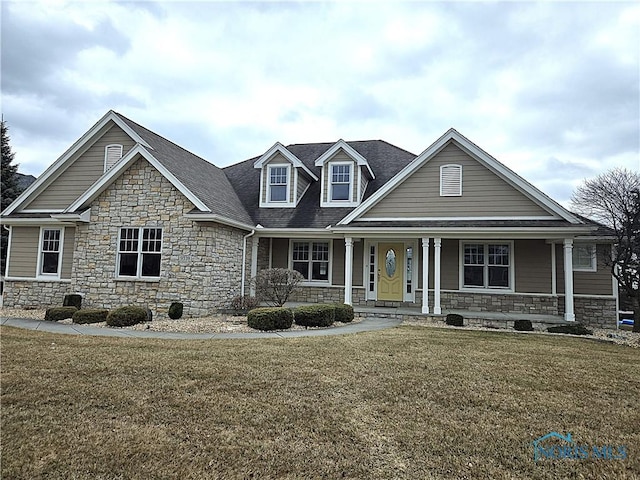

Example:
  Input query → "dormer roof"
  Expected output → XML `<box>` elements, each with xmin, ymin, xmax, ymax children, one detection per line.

<box><xmin>253</xmin><ymin>142</ymin><xmax>318</xmax><ymax>181</ymax></box>
<box><xmin>314</xmin><ymin>139</ymin><xmax>375</xmax><ymax>179</ymax></box>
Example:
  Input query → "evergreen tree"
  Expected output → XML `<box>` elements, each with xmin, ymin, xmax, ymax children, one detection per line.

<box><xmin>1</xmin><ymin>120</ymin><xmax>21</xmax><ymax>276</ymax></box>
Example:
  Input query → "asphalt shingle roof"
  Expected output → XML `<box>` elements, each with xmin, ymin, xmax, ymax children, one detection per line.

<box><xmin>115</xmin><ymin>113</ymin><xmax>253</xmax><ymax>226</ymax></box>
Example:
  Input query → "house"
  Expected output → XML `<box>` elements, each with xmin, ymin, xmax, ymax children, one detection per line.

<box><xmin>0</xmin><ymin>111</ymin><xmax>618</xmax><ymax>327</ymax></box>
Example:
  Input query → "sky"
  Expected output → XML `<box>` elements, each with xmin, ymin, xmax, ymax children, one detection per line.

<box><xmin>1</xmin><ymin>0</ymin><xmax>639</xmax><ymax>206</ymax></box>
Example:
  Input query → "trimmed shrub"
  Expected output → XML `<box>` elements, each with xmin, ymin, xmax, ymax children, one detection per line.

<box><xmin>230</xmin><ymin>295</ymin><xmax>260</xmax><ymax>312</ymax></box>
<box><xmin>247</xmin><ymin>307</ymin><xmax>293</xmax><ymax>331</ymax></box>
<box><xmin>294</xmin><ymin>304</ymin><xmax>335</xmax><ymax>328</ymax></box>
<box><xmin>333</xmin><ymin>303</ymin><xmax>355</xmax><ymax>323</ymax></box>
<box><xmin>168</xmin><ymin>302</ymin><xmax>184</xmax><ymax>320</ymax></box>
<box><xmin>547</xmin><ymin>324</ymin><xmax>593</xmax><ymax>336</ymax></box>
<box><xmin>44</xmin><ymin>306</ymin><xmax>78</xmax><ymax>322</ymax></box>
<box><xmin>445</xmin><ymin>313</ymin><xmax>464</xmax><ymax>327</ymax></box>
<box><xmin>106</xmin><ymin>306</ymin><xmax>148</xmax><ymax>327</ymax></box>
<box><xmin>73</xmin><ymin>308</ymin><xmax>109</xmax><ymax>324</ymax></box>
<box><xmin>63</xmin><ymin>294</ymin><xmax>82</xmax><ymax>310</ymax></box>
<box><xmin>514</xmin><ymin>319</ymin><xmax>534</xmax><ymax>331</ymax></box>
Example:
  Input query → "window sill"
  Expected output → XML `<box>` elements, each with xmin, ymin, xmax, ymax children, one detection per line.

<box><xmin>114</xmin><ymin>277</ymin><xmax>161</xmax><ymax>283</ymax></box>
<box><xmin>299</xmin><ymin>281</ymin><xmax>331</xmax><ymax>287</ymax></box>
<box><xmin>573</xmin><ymin>267</ymin><xmax>597</xmax><ymax>272</ymax></box>
<box><xmin>460</xmin><ymin>286</ymin><xmax>513</xmax><ymax>294</ymax></box>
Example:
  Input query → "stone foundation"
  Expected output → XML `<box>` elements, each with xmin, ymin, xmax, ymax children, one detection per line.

<box><xmin>440</xmin><ymin>291</ymin><xmax>559</xmax><ymax>315</ymax></box>
<box><xmin>3</xmin><ymin>281</ymin><xmax>73</xmax><ymax>309</ymax></box>
<box><xmin>559</xmin><ymin>296</ymin><xmax>617</xmax><ymax>329</ymax></box>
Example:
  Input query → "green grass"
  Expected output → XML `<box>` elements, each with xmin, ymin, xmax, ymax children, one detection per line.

<box><xmin>1</xmin><ymin>325</ymin><xmax>638</xmax><ymax>479</ymax></box>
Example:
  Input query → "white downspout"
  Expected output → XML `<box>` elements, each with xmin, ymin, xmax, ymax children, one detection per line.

<box><xmin>241</xmin><ymin>229</ymin><xmax>256</xmax><ymax>297</ymax></box>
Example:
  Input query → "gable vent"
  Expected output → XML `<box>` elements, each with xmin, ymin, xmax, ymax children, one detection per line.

<box><xmin>104</xmin><ymin>144</ymin><xmax>123</xmax><ymax>172</ymax></box>
<box><xmin>440</xmin><ymin>164</ymin><xmax>462</xmax><ymax>196</ymax></box>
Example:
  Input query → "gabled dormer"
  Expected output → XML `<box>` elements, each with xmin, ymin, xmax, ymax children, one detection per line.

<box><xmin>315</xmin><ymin>140</ymin><xmax>375</xmax><ymax>207</ymax></box>
<box><xmin>254</xmin><ymin>142</ymin><xmax>318</xmax><ymax>208</ymax></box>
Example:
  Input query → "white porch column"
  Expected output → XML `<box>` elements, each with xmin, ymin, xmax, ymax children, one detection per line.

<box><xmin>344</xmin><ymin>237</ymin><xmax>354</xmax><ymax>305</ymax></box>
<box><xmin>249</xmin><ymin>237</ymin><xmax>259</xmax><ymax>296</ymax></box>
<box><xmin>434</xmin><ymin>237</ymin><xmax>442</xmax><ymax>315</ymax></box>
<box><xmin>421</xmin><ymin>237</ymin><xmax>430</xmax><ymax>314</ymax></box>
<box><xmin>563</xmin><ymin>239</ymin><xmax>575</xmax><ymax>321</ymax></box>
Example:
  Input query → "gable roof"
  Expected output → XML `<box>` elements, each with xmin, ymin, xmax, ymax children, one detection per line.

<box><xmin>338</xmin><ymin>128</ymin><xmax>581</xmax><ymax>225</ymax></box>
<box><xmin>253</xmin><ymin>142</ymin><xmax>318</xmax><ymax>180</ymax></box>
<box><xmin>223</xmin><ymin>140</ymin><xmax>417</xmax><ymax>228</ymax></box>
<box><xmin>314</xmin><ymin>139</ymin><xmax>375</xmax><ymax>179</ymax></box>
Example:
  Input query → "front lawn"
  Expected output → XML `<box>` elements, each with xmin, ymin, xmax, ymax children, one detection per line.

<box><xmin>1</xmin><ymin>326</ymin><xmax>638</xmax><ymax>479</ymax></box>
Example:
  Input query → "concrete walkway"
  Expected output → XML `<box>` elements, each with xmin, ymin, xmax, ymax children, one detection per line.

<box><xmin>0</xmin><ymin>316</ymin><xmax>402</xmax><ymax>340</ymax></box>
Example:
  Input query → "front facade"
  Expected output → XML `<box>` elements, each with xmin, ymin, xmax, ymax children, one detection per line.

<box><xmin>1</xmin><ymin>111</ymin><xmax>617</xmax><ymax>326</ymax></box>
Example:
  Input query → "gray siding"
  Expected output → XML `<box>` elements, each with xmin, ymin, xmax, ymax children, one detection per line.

<box><xmin>362</xmin><ymin>142</ymin><xmax>551</xmax><ymax>218</ymax></box>
<box><xmin>25</xmin><ymin>124</ymin><xmax>136</xmax><ymax>210</ymax></box>
<box><xmin>61</xmin><ymin>227</ymin><xmax>75</xmax><ymax>279</ymax></box>
<box><xmin>556</xmin><ymin>244</ymin><xmax>613</xmax><ymax>295</ymax></box>
<box><xmin>7</xmin><ymin>227</ymin><xmax>39</xmax><ymax>277</ymax></box>
<box><xmin>332</xmin><ymin>239</ymin><xmax>345</xmax><ymax>285</ymax></box>
<box><xmin>514</xmin><ymin>239</ymin><xmax>552</xmax><ymax>293</ymax></box>
<box><xmin>416</xmin><ymin>239</ymin><xmax>458</xmax><ymax>290</ymax></box>
<box><xmin>271</xmin><ymin>238</ymin><xmax>289</xmax><ymax>268</ymax></box>
<box><xmin>297</xmin><ymin>173</ymin><xmax>310</xmax><ymax>201</ymax></box>
<box><xmin>353</xmin><ymin>240</ymin><xmax>363</xmax><ymax>286</ymax></box>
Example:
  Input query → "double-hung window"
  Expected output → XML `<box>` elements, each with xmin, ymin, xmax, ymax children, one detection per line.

<box><xmin>39</xmin><ymin>228</ymin><xmax>62</xmax><ymax>276</ymax></box>
<box><xmin>463</xmin><ymin>242</ymin><xmax>510</xmax><ymax>289</ymax></box>
<box><xmin>118</xmin><ymin>227</ymin><xmax>162</xmax><ymax>278</ymax></box>
<box><xmin>292</xmin><ymin>241</ymin><xmax>329</xmax><ymax>281</ymax></box>
<box><xmin>269</xmin><ymin>165</ymin><xmax>288</xmax><ymax>202</ymax></box>
<box><xmin>331</xmin><ymin>164</ymin><xmax>351</xmax><ymax>201</ymax></box>
<box><xmin>573</xmin><ymin>244</ymin><xmax>596</xmax><ymax>271</ymax></box>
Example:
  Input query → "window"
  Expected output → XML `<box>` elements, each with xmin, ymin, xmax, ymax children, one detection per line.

<box><xmin>331</xmin><ymin>164</ymin><xmax>351</xmax><ymax>201</ymax></box>
<box><xmin>440</xmin><ymin>164</ymin><xmax>462</xmax><ymax>196</ymax></box>
<box><xmin>269</xmin><ymin>165</ymin><xmax>289</xmax><ymax>202</ymax></box>
<box><xmin>406</xmin><ymin>246</ymin><xmax>413</xmax><ymax>294</ymax></box>
<box><xmin>39</xmin><ymin>228</ymin><xmax>62</xmax><ymax>275</ymax></box>
<box><xmin>118</xmin><ymin>227</ymin><xmax>162</xmax><ymax>278</ymax></box>
<box><xmin>292</xmin><ymin>241</ymin><xmax>329</xmax><ymax>281</ymax></box>
<box><xmin>104</xmin><ymin>144</ymin><xmax>123</xmax><ymax>172</ymax></box>
<box><xmin>463</xmin><ymin>243</ymin><xmax>510</xmax><ymax>289</ymax></box>
<box><xmin>573</xmin><ymin>244</ymin><xmax>596</xmax><ymax>271</ymax></box>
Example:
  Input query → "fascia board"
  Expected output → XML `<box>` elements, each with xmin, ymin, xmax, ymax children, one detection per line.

<box><xmin>329</xmin><ymin>226</ymin><xmax>593</xmax><ymax>238</ymax></box>
<box><xmin>2</xmin><ymin>111</ymin><xmax>150</xmax><ymax>216</ymax></box>
<box><xmin>183</xmin><ymin>213</ymin><xmax>254</xmax><ymax>231</ymax></box>
<box><xmin>0</xmin><ymin>217</ymin><xmax>66</xmax><ymax>226</ymax></box>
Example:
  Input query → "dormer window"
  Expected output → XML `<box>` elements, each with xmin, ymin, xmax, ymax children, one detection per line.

<box><xmin>331</xmin><ymin>164</ymin><xmax>351</xmax><ymax>201</ymax></box>
<box><xmin>105</xmin><ymin>144</ymin><xmax>123</xmax><ymax>172</ymax></box>
<box><xmin>269</xmin><ymin>165</ymin><xmax>289</xmax><ymax>202</ymax></box>
<box><xmin>440</xmin><ymin>164</ymin><xmax>462</xmax><ymax>196</ymax></box>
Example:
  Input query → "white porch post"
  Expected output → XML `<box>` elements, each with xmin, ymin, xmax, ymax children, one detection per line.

<box><xmin>563</xmin><ymin>239</ymin><xmax>575</xmax><ymax>321</ymax></box>
<box><xmin>249</xmin><ymin>237</ymin><xmax>259</xmax><ymax>296</ymax></box>
<box><xmin>421</xmin><ymin>237</ymin><xmax>430</xmax><ymax>314</ymax></box>
<box><xmin>344</xmin><ymin>237</ymin><xmax>354</xmax><ymax>305</ymax></box>
<box><xmin>434</xmin><ymin>237</ymin><xmax>442</xmax><ymax>315</ymax></box>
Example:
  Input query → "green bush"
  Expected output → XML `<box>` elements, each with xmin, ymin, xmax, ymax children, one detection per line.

<box><xmin>63</xmin><ymin>294</ymin><xmax>82</xmax><ymax>310</ymax></box>
<box><xmin>547</xmin><ymin>324</ymin><xmax>593</xmax><ymax>336</ymax></box>
<box><xmin>445</xmin><ymin>313</ymin><xmax>464</xmax><ymax>327</ymax></box>
<box><xmin>514</xmin><ymin>319</ymin><xmax>534</xmax><ymax>331</ymax></box>
<box><xmin>73</xmin><ymin>308</ymin><xmax>109</xmax><ymax>324</ymax></box>
<box><xmin>106</xmin><ymin>306</ymin><xmax>148</xmax><ymax>327</ymax></box>
<box><xmin>44</xmin><ymin>306</ymin><xmax>78</xmax><ymax>322</ymax></box>
<box><xmin>294</xmin><ymin>304</ymin><xmax>335</xmax><ymax>328</ymax></box>
<box><xmin>168</xmin><ymin>302</ymin><xmax>184</xmax><ymax>320</ymax></box>
<box><xmin>333</xmin><ymin>303</ymin><xmax>354</xmax><ymax>323</ymax></box>
<box><xmin>247</xmin><ymin>307</ymin><xmax>293</xmax><ymax>331</ymax></box>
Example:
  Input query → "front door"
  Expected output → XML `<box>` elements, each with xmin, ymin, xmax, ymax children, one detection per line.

<box><xmin>377</xmin><ymin>243</ymin><xmax>404</xmax><ymax>301</ymax></box>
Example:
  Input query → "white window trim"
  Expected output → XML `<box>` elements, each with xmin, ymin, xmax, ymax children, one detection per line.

<box><xmin>288</xmin><ymin>239</ymin><xmax>332</xmax><ymax>285</ymax></box>
<box><xmin>458</xmin><ymin>240</ymin><xmax>514</xmax><ymax>292</ymax></box>
<box><xmin>440</xmin><ymin>164</ymin><xmax>463</xmax><ymax>197</ymax></box>
<box><xmin>260</xmin><ymin>163</ymin><xmax>294</xmax><ymax>208</ymax></box>
<box><xmin>104</xmin><ymin>144</ymin><xmax>123</xmax><ymax>172</ymax></box>
<box><xmin>36</xmin><ymin>227</ymin><xmax>64</xmax><ymax>279</ymax></box>
<box><xmin>116</xmin><ymin>227</ymin><xmax>163</xmax><ymax>279</ymax></box>
<box><xmin>321</xmin><ymin>161</ymin><xmax>359</xmax><ymax>207</ymax></box>
<box><xmin>572</xmin><ymin>243</ymin><xmax>597</xmax><ymax>272</ymax></box>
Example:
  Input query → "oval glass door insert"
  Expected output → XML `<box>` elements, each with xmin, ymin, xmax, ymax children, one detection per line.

<box><xmin>385</xmin><ymin>249</ymin><xmax>397</xmax><ymax>277</ymax></box>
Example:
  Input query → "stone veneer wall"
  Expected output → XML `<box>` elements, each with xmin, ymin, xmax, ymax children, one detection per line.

<box><xmin>559</xmin><ymin>296</ymin><xmax>617</xmax><ymax>329</ymax></box>
<box><xmin>71</xmin><ymin>158</ymin><xmax>246</xmax><ymax>317</ymax></box>
<box><xmin>288</xmin><ymin>286</ymin><xmax>366</xmax><ymax>305</ymax></box>
<box><xmin>3</xmin><ymin>281</ymin><xmax>72</xmax><ymax>309</ymax></box>
<box><xmin>441</xmin><ymin>291</ymin><xmax>559</xmax><ymax>315</ymax></box>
